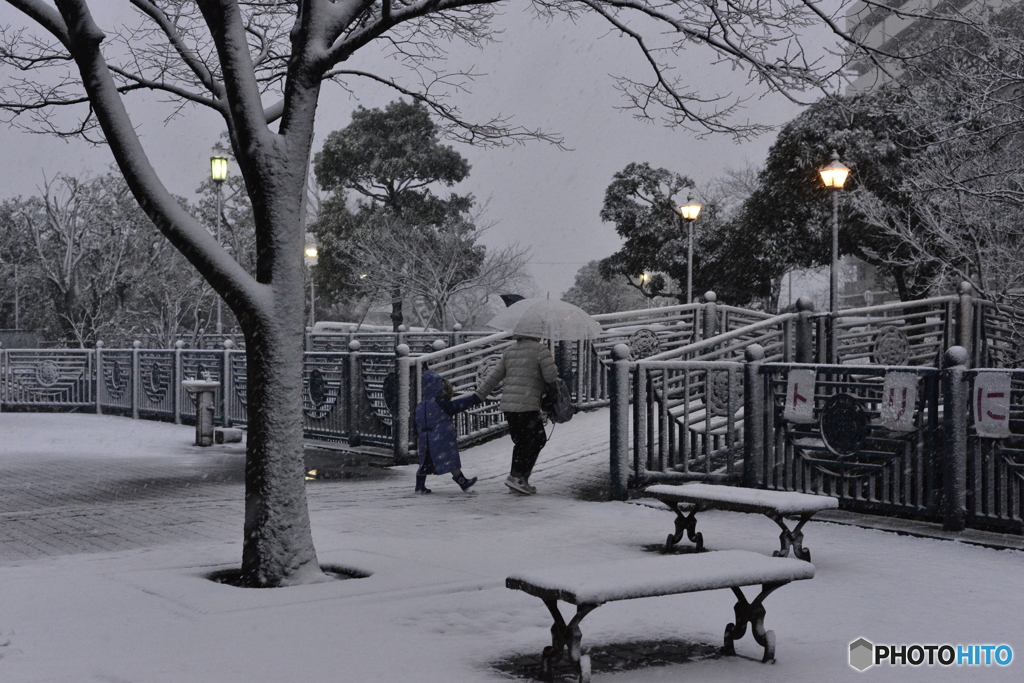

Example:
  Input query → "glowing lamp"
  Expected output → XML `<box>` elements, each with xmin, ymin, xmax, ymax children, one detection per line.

<box><xmin>679</xmin><ymin>201</ymin><xmax>702</xmax><ymax>221</ymax></box>
<box><xmin>818</xmin><ymin>152</ymin><xmax>850</xmax><ymax>189</ymax></box>
<box><xmin>210</xmin><ymin>156</ymin><xmax>229</xmax><ymax>183</ymax></box>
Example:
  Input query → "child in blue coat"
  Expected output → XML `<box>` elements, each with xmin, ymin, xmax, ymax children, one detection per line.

<box><xmin>414</xmin><ymin>370</ymin><xmax>479</xmax><ymax>494</ymax></box>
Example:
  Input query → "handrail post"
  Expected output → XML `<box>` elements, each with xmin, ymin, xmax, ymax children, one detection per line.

<box><xmin>702</xmin><ymin>291</ymin><xmax>719</xmax><ymax>344</ymax></box>
<box><xmin>634</xmin><ymin>361</ymin><xmax>649</xmax><ymax>485</ymax></box>
<box><xmin>394</xmin><ymin>343</ymin><xmax>412</xmax><ymax>465</ymax></box>
<box><xmin>827</xmin><ymin>314</ymin><xmax>838</xmax><ymax>364</ymax></box>
<box><xmin>704</xmin><ymin>290</ymin><xmax>720</xmax><ymax>352</ymax></box>
<box><xmin>347</xmin><ymin>339</ymin><xmax>361</xmax><ymax>446</ymax></box>
<box><xmin>575</xmin><ymin>339</ymin><xmax>586</xmax><ymax>403</ymax></box>
<box><xmin>222</xmin><ymin>339</ymin><xmax>234</xmax><ymax>427</ymax></box>
<box><xmin>608</xmin><ymin>344</ymin><xmax>631</xmax><ymax>501</ymax></box>
<box><xmin>795</xmin><ymin>297</ymin><xmax>815</xmax><ymax>364</ymax></box>
<box><xmin>743</xmin><ymin>344</ymin><xmax>766</xmax><ymax>488</ymax></box>
<box><xmin>95</xmin><ymin>341</ymin><xmax>104</xmax><ymax>414</ymax></box>
<box><xmin>942</xmin><ymin>346</ymin><xmax>969</xmax><ymax>531</ymax></box>
<box><xmin>131</xmin><ymin>340</ymin><xmax>141</xmax><ymax>420</ymax></box>
<box><xmin>957</xmin><ymin>281</ymin><xmax>973</xmax><ymax>368</ymax></box>
<box><xmin>815</xmin><ymin>317</ymin><xmax>826</xmax><ymax>364</ymax></box>
<box><xmin>173</xmin><ymin>340</ymin><xmax>184</xmax><ymax>424</ymax></box>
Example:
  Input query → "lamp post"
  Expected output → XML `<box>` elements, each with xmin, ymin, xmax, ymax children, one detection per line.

<box><xmin>13</xmin><ymin>262</ymin><xmax>19</xmax><ymax>329</ymax></box>
<box><xmin>679</xmin><ymin>196</ymin><xmax>702</xmax><ymax>304</ymax></box>
<box><xmin>817</xmin><ymin>151</ymin><xmax>850</xmax><ymax>315</ymax></box>
<box><xmin>210</xmin><ymin>156</ymin><xmax>229</xmax><ymax>334</ymax></box>
<box><xmin>304</xmin><ymin>244</ymin><xmax>318</xmax><ymax>327</ymax></box>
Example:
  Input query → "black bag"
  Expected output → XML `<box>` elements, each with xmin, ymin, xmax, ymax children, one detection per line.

<box><xmin>541</xmin><ymin>378</ymin><xmax>575</xmax><ymax>424</ymax></box>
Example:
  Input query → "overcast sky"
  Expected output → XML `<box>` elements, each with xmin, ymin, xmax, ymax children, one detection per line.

<box><xmin>0</xmin><ymin>5</ymin><xmax>845</xmax><ymax>302</ymax></box>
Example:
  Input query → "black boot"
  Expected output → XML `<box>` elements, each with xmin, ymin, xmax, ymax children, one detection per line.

<box><xmin>415</xmin><ymin>474</ymin><xmax>432</xmax><ymax>494</ymax></box>
<box><xmin>452</xmin><ymin>470</ymin><xmax>477</xmax><ymax>492</ymax></box>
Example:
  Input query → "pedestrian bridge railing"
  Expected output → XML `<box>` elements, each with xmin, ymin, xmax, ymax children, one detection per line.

<box><xmin>608</xmin><ymin>343</ymin><xmax>1024</xmax><ymax>535</ymax></box>
<box><xmin>811</xmin><ymin>294</ymin><xmax>959</xmax><ymax>366</ymax></box>
<box><xmin>7</xmin><ymin>282</ymin><xmax>1024</xmax><ymax>478</ymax></box>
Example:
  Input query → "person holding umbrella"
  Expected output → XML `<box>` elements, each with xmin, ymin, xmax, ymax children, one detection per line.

<box><xmin>474</xmin><ymin>297</ymin><xmax>603</xmax><ymax>494</ymax></box>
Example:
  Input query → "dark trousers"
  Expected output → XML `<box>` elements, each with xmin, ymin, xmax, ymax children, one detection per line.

<box><xmin>506</xmin><ymin>411</ymin><xmax>547</xmax><ymax>478</ymax></box>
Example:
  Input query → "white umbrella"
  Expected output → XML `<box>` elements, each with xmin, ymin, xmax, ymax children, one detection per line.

<box><xmin>486</xmin><ymin>298</ymin><xmax>604</xmax><ymax>341</ymax></box>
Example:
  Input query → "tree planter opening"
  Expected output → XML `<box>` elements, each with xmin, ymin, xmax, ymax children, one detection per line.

<box><xmin>207</xmin><ymin>564</ymin><xmax>371</xmax><ymax>588</ymax></box>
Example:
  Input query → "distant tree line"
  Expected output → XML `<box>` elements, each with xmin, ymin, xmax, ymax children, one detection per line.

<box><xmin>0</xmin><ymin>172</ymin><xmax>250</xmax><ymax>348</ymax></box>
<box><xmin>0</xmin><ymin>101</ymin><xmax>534</xmax><ymax>347</ymax></box>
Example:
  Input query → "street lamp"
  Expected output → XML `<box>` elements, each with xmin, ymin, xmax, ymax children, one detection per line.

<box><xmin>210</xmin><ymin>156</ymin><xmax>229</xmax><ymax>334</ymax></box>
<box><xmin>679</xmin><ymin>196</ymin><xmax>702</xmax><ymax>305</ymax></box>
<box><xmin>304</xmin><ymin>243</ymin><xmax>318</xmax><ymax>327</ymax></box>
<box><xmin>817</xmin><ymin>151</ymin><xmax>850</xmax><ymax>315</ymax></box>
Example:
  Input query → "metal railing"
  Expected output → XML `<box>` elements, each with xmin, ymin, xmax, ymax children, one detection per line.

<box><xmin>11</xmin><ymin>283</ymin><xmax>1024</xmax><ymax>489</ymax></box>
<box><xmin>812</xmin><ymin>295</ymin><xmax>958</xmax><ymax>366</ymax></box>
<box><xmin>945</xmin><ymin>359</ymin><xmax>1024</xmax><ymax>534</ymax></box>
<box><xmin>1</xmin><ymin>348</ymin><xmax>95</xmax><ymax>408</ymax></box>
<box><xmin>306</xmin><ymin>328</ymin><xmax>493</xmax><ymax>354</ymax></box>
<box><xmin>395</xmin><ymin>331</ymin><xmax>518</xmax><ymax>460</ymax></box>
<box><xmin>592</xmin><ymin>303</ymin><xmax>703</xmax><ymax>361</ymax></box>
<box><xmin>756</xmin><ymin>361</ymin><xmax>942</xmax><ymax>521</ymax></box>
<box><xmin>628</xmin><ymin>358</ymin><xmax>746</xmax><ymax>485</ymax></box>
<box><xmin>608</xmin><ymin>341</ymin><xmax>1024</xmax><ymax>535</ymax></box>
<box><xmin>646</xmin><ymin>312</ymin><xmax>796</xmax><ymax>363</ymax></box>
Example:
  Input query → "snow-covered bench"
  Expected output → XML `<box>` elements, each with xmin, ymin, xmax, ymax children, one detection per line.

<box><xmin>645</xmin><ymin>483</ymin><xmax>839</xmax><ymax>561</ymax></box>
<box><xmin>506</xmin><ymin>550</ymin><xmax>815</xmax><ymax>683</ymax></box>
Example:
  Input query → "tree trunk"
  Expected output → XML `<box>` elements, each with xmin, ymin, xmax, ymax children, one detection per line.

<box><xmin>391</xmin><ymin>286</ymin><xmax>404</xmax><ymax>331</ymax></box>
<box><xmin>240</xmin><ymin>284</ymin><xmax>323</xmax><ymax>587</ymax></box>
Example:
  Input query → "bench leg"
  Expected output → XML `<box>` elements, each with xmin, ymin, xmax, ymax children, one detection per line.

<box><xmin>723</xmin><ymin>583</ymin><xmax>783</xmax><ymax>663</ymax></box>
<box><xmin>541</xmin><ymin>599</ymin><xmax>597</xmax><ymax>683</ymax></box>
<box><xmin>768</xmin><ymin>513</ymin><xmax>812</xmax><ymax>561</ymax></box>
<box><xmin>665</xmin><ymin>502</ymin><xmax>703</xmax><ymax>552</ymax></box>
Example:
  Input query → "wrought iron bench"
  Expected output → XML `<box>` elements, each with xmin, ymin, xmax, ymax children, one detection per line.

<box><xmin>645</xmin><ymin>483</ymin><xmax>838</xmax><ymax>561</ymax></box>
<box><xmin>506</xmin><ymin>550</ymin><xmax>815</xmax><ymax>683</ymax></box>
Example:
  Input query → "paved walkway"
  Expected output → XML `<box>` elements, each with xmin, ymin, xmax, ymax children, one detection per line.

<box><xmin>3</xmin><ymin>410</ymin><xmax>1019</xmax><ymax>566</ymax></box>
<box><xmin>0</xmin><ymin>411</ymin><xmax>611</xmax><ymax>565</ymax></box>
<box><xmin>3</xmin><ymin>410</ymin><xmax>1023</xmax><ymax>683</ymax></box>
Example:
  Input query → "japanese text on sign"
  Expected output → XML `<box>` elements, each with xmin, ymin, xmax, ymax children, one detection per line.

<box><xmin>973</xmin><ymin>373</ymin><xmax>1011</xmax><ymax>439</ymax></box>
<box><xmin>783</xmin><ymin>369</ymin><xmax>817</xmax><ymax>424</ymax></box>
<box><xmin>880</xmin><ymin>373</ymin><xmax>918</xmax><ymax>432</ymax></box>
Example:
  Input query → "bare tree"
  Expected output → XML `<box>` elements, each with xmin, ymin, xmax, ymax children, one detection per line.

<box><xmin>17</xmin><ymin>174</ymin><xmax>139</xmax><ymax>345</ymax></box>
<box><xmin>355</xmin><ymin>208</ymin><xmax>530</xmax><ymax>329</ymax></box>
<box><xmin>3</xmin><ymin>172</ymin><xmax>227</xmax><ymax>347</ymax></box>
<box><xmin>853</xmin><ymin>172</ymin><xmax>1024</xmax><ymax>302</ymax></box>
<box><xmin>0</xmin><ymin>0</ymin><xmax>887</xmax><ymax>586</ymax></box>
<box><xmin>847</xmin><ymin>6</ymin><xmax>1024</xmax><ymax>302</ymax></box>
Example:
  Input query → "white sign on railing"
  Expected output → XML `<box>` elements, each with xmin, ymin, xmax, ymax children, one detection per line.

<box><xmin>973</xmin><ymin>373</ymin><xmax>1012</xmax><ymax>439</ymax></box>
<box><xmin>880</xmin><ymin>372</ymin><xmax>918</xmax><ymax>432</ymax></box>
<box><xmin>783</xmin><ymin>368</ymin><xmax>816</xmax><ymax>423</ymax></box>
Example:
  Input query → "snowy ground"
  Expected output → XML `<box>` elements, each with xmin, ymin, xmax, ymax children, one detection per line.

<box><xmin>0</xmin><ymin>409</ymin><xmax>1021</xmax><ymax>682</ymax></box>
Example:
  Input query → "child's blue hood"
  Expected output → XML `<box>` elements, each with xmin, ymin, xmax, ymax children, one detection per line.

<box><xmin>422</xmin><ymin>371</ymin><xmax>444</xmax><ymax>401</ymax></box>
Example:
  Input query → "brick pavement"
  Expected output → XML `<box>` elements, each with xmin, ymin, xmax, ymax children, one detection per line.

<box><xmin>4</xmin><ymin>408</ymin><xmax>1020</xmax><ymax>570</ymax></box>
<box><xmin>0</xmin><ymin>410</ymin><xmax>614</xmax><ymax>566</ymax></box>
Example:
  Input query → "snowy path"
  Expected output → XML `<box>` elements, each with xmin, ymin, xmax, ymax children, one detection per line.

<box><xmin>0</xmin><ymin>410</ymin><xmax>1022</xmax><ymax>682</ymax></box>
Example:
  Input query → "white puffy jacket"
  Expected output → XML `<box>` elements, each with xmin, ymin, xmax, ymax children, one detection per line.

<box><xmin>475</xmin><ymin>338</ymin><xmax>559</xmax><ymax>412</ymax></box>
